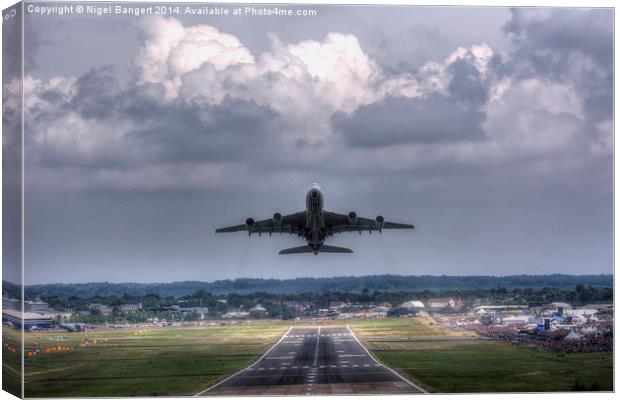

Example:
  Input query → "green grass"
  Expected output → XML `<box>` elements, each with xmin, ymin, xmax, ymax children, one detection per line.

<box><xmin>8</xmin><ymin>318</ymin><xmax>615</xmax><ymax>395</ymax></box>
<box><xmin>3</xmin><ymin>327</ymin><xmax>23</xmax><ymax>397</ymax></box>
<box><xmin>3</xmin><ymin>352</ymin><xmax>22</xmax><ymax>397</ymax></box>
<box><xmin>22</xmin><ymin>322</ymin><xmax>289</xmax><ymax>397</ymax></box>
<box><xmin>350</xmin><ymin>318</ymin><xmax>613</xmax><ymax>393</ymax></box>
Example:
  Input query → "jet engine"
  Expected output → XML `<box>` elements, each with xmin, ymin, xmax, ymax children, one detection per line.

<box><xmin>272</xmin><ymin>213</ymin><xmax>282</xmax><ymax>225</ymax></box>
<box><xmin>245</xmin><ymin>218</ymin><xmax>255</xmax><ymax>229</ymax></box>
<box><xmin>347</xmin><ymin>211</ymin><xmax>358</xmax><ymax>225</ymax></box>
<box><xmin>375</xmin><ymin>215</ymin><xmax>385</xmax><ymax>230</ymax></box>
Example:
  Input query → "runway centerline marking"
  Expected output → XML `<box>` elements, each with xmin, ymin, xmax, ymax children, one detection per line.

<box><xmin>305</xmin><ymin>326</ymin><xmax>321</xmax><ymax>396</ymax></box>
<box><xmin>198</xmin><ymin>325</ymin><xmax>427</xmax><ymax>396</ymax></box>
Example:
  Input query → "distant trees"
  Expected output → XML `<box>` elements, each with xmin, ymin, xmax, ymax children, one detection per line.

<box><xmin>10</xmin><ymin>274</ymin><xmax>612</xmax><ymax>301</ymax></box>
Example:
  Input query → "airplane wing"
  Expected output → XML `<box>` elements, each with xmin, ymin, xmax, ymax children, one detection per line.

<box><xmin>323</xmin><ymin>211</ymin><xmax>414</xmax><ymax>234</ymax></box>
<box><xmin>215</xmin><ymin>211</ymin><xmax>307</xmax><ymax>235</ymax></box>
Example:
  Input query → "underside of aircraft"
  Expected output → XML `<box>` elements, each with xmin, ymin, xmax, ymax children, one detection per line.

<box><xmin>216</xmin><ymin>184</ymin><xmax>414</xmax><ymax>255</ymax></box>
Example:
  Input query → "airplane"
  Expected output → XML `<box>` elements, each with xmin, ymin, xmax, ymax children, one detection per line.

<box><xmin>215</xmin><ymin>183</ymin><xmax>414</xmax><ymax>255</ymax></box>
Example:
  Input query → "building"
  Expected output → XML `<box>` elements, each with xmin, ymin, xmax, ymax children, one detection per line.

<box><xmin>2</xmin><ymin>310</ymin><xmax>53</xmax><ymax>330</ymax></box>
<box><xmin>24</xmin><ymin>301</ymin><xmax>49</xmax><ymax>313</ymax></box>
<box><xmin>427</xmin><ymin>298</ymin><xmax>453</xmax><ymax>309</ymax></box>
<box><xmin>171</xmin><ymin>305</ymin><xmax>209</xmax><ymax>319</ymax></box>
<box><xmin>43</xmin><ymin>310</ymin><xmax>74</xmax><ymax>323</ymax></box>
<box><xmin>249</xmin><ymin>305</ymin><xmax>268</xmax><ymax>318</ymax></box>
<box><xmin>89</xmin><ymin>303</ymin><xmax>113</xmax><ymax>316</ymax></box>
<box><xmin>329</xmin><ymin>301</ymin><xmax>347</xmax><ymax>310</ymax></box>
<box><xmin>565</xmin><ymin>308</ymin><xmax>598</xmax><ymax>317</ymax></box>
<box><xmin>2</xmin><ymin>297</ymin><xmax>21</xmax><ymax>311</ymax></box>
<box><xmin>427</xmin><ymin>298</ymin><xmax>463</xmax><ymax>311</ymax></box>
<box><xmin>222</xmin><ymin>311</ymin><xmax>250</xmax><ymax>319</ymax></box>
<box><xmin>116</xmin><ymin>304</ymin><xmax>142</xmax><ymax>313</ymax></box>
<box><xmin>473</xmin><ymin>305</ymin><xmax>528</xmax><ymax>315</ymax></box>
<box><xmin>501</xmin><ymin>316</ymin><xmax>530</xmax><ymax>325</ymax></box>
<box><xmin>284</xmin><ymin>301</ymin><xmax>309</xmax><ymax>312</ymax></box>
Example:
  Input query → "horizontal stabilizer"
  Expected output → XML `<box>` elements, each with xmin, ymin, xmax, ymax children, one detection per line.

<box><xmin>278</xmin><ymin>245</ymin><xmax>354</xmax><ymax>254</ymax></box>
<box><xmin>279</xmin><ymin>245</ymin><xmax>313</xmax><ymax>255</ymax></box>
<box><xmin>319</xmin><ymin>245</ymin><xmax>353</xmax><ymax>254</ymax></box>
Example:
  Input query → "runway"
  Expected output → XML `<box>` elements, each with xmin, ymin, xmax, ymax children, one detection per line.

<box><xmin>199</xmin><ymin>326</ymin><xmax>425</xmax><ymax>396</ymax></box>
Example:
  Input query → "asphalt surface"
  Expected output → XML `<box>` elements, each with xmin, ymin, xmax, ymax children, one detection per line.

<box><xmin>201</xmin><ymin>326</ymin><xmax>424</xmax><ymax>395</ymax></box>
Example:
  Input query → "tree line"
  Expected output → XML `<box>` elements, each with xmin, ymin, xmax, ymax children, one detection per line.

<box><xmin>3</xmin><ymin>273</ymin><xmax>612</xmax><ymax>300</ymax></box>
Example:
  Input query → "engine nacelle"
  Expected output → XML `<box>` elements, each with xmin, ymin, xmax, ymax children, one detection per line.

<box><xmin>347</xmin><ymin>211</ymin><xmax>358</xmax><ymax>225</ymax></box>
<box><xmin>375</xmin><ymin>215</ymin><xmax>385</xmax><ymax>229</ymax></box>
<box><xmin>272</xmin><ymin>213</ymin><xmax>282</xmax><ymax>225</ymax></box>
<box><xmin>245</xmin><ymin>218</ymin><xmax>255</xmax><ymax>229</ymax></box>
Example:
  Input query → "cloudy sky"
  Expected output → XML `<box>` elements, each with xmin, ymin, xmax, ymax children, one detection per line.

<box><xmin>4</xmin><ymin>3</ymin><xmax>613</xmax><ymax>284</ymax></box>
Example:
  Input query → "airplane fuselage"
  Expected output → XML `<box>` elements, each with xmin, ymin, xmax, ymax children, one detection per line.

<box><xmin>215</xmin><ymin>183</ymin><xmax>414</xmax><ymax>255</ymax></box>
<box><xmin>305</xmin><ymin>183</ymin><xmax>326</xmax><ymax>254</ymax></box>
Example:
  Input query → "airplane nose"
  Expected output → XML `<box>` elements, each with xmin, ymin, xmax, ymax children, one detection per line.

<box><xmin>311</xmin><ymin>190</ymin><xmax>319</xmax><ymax>199</ymax></box>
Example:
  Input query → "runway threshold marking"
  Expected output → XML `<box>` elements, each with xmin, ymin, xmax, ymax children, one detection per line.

<box><xmin>346</xmin><ymin>325</ymin><xmax>428</xmax><ymax>394</ymax></box>
<box><xmin>194</xmin><ymin>326</ymin><xmax>294</xmax><ymax>396</ymax></box>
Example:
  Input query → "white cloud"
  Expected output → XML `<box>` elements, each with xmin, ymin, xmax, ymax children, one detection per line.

<box><xmin>133</xmin><ymin>16</ymin><xmax>186</xmax><ymax>83</ymax></box>
<box><xmin>285</xmin><ymin>33</ymin><xmax>382</xmax><ymax>112</ymax></box>
<box><xmin>446</xmin><ymin>43</ymin><xmax>494</xmax><ymax>77</ymax></box>
<box><xmin>7</xmin><ymin>14</ymin><xmax>610</xmax><ymax>193</ymax></box>
<box><xmin>133</xmin><ymin>16</ymin><xmax>254</xmax><ymax>98</ymax></box>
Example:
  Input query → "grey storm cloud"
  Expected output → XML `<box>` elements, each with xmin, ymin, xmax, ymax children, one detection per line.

<box><xmin>503</xmin><ymin>8</ymin><xmax>613</xmax><ymax>123</ymax></box>
<box><xmin>447</xmin><ymin>58</ymin><xmax>489</xmax><ymax>106</ymax></box>
<box><xmin>30</xmin><ymin>67</ymin><xmax>284</xmax><ymax>169</ymax></box>
<box><xmin>71</xmin><ymin>66</ymin><xmax>122</xmax><ymax>119</ymax></box>
<box><xmin>504</xmin><ymin>8</ymin><xmax>613</xmax><ymax>68</ymax></box>
<box><xmin>332</xmin><ymin>94</ymin><xmax>486</xmax><ymax>148</ymax></box>
<box><xmin>130</xmin><ymin>96</ymin><xmax>284</xmax><ymax>164</ymax></box>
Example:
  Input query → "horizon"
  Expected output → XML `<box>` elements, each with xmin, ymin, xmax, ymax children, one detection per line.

<box><xmin>4</xmin><ymin>272</ymin><xmax>613</xmax><ymax>287</ymax></box>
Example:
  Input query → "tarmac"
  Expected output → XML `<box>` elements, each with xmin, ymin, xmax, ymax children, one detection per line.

<box><xmin>199</xmin><ymin>326</ymin><xmax>425</xmax><ymax>396</ymax></box>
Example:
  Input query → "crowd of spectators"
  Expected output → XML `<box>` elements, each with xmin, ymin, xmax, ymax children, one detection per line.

<box><xmin>467</xmin><ymin>323</ymin><xmax>613</xmax><ymax>353</ymax></box>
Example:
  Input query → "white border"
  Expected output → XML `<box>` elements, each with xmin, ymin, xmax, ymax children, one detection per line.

<box><xmin>0</xmin><ymin>2</ymin><xmax>616</xmax><ymax>400</ymax></box>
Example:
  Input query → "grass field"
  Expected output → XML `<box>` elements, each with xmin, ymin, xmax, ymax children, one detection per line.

<box><xmin>349</xmin><ymin>318</ymin><xmax>613</xmax><ymax>393</ymax></box>
<box><xmin>3</xmin><ymin>327</ymin><xmax>22</xmax><ymax>397</ymax></box>
<box><xmin>4</xmin><ymin>318</ymin><xmax>614</xmax><ymax>396</ymax></box>
<box><xmin>18</xmin><ymin>322</ymin><xmax>289</xmax><ymax>397</ymax></box>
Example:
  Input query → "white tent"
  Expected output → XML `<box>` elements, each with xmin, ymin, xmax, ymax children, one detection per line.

<box><xmin>401</xmin><ymin>300</ymin><xmax>425</xmax><ymax>309</ymax></box>
<box><xmin>564</xmin><ymin>330</ymin><xmax>583</xmax><ymax>341</ymax></box>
